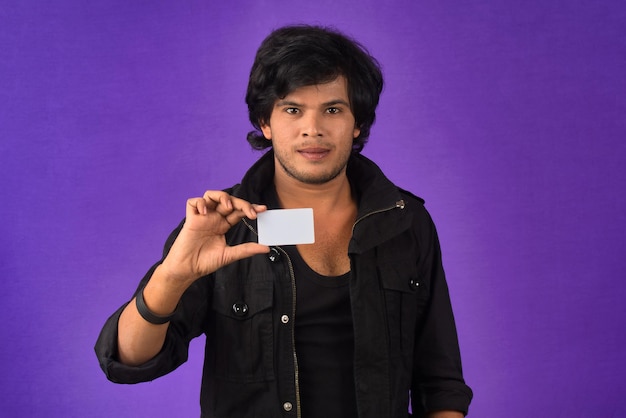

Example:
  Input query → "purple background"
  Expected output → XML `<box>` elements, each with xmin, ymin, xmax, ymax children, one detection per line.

<box><xmin>1</xmin><ymin>1</ymin><xmax>625</xmax><ymax>417</ymax></box>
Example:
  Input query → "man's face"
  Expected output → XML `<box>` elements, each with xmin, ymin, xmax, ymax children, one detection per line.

<box><xmin>260</xmin><ymin>76</ymin><xmax>360</xmax><ymax>185</ymax></box>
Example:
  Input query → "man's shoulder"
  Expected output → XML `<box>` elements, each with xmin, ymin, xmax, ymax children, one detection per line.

<box><xmin>397</xmin><ymin>187</ymin><xmax>426</xmax><ymax>206</ymax></box>
<box><xmin>394</xmin><ymin>187</ymin><xmax>437</xmax><ymax>230</ymax></box>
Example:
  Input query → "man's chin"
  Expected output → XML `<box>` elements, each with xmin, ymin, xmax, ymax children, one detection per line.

<box><xmin>285</xmin><ymin>167</ymin><xmax>345</xmax><ymax>185</ymax></box>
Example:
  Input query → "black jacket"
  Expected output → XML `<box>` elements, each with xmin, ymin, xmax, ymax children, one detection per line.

<box><xmin>95</xmin><ymin>151</ymin><xmax>472</xmax><ymax>417</ymax></box>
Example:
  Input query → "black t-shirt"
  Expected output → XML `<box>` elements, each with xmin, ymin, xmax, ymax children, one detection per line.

<box><xmin>284</xmin><ymin>246</ymin><xmax>358</xmax><ymax>418</ymax></box>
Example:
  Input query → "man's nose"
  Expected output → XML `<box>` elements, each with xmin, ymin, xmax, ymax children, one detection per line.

<box><xmin>301</xmin><ymin>112</ymin><xmax>323</xmax><ymax>137</ymax></box>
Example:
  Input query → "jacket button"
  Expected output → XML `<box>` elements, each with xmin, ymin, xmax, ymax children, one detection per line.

<box><xmin>283</xmin><ymin>402</ymin><xmax>293</xmax><ymax>412</ymax></box>
<box><xmin>268</xmin><ymin>247</ymin><xmax>281</xmax><ymax>262</ymax></box>
<box><xmin>408</xmin><ymin>278</ymin><xmax>420</xmax><ymax>291</ymax></box>
<box><xmin>281</xmin><ymin>314</ymin><xmax>289</xmax><ymax>324</ymax></box>
<box><xmin>232</xmin><ymin>302</ymin><xmax>249</xmax><ymax>317</ymax></box>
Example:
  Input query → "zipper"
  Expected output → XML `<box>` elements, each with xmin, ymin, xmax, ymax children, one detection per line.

<box><xmin>351</xmin><ymin>199</ymin><xmax>406</xmax><ymax>234</ymax></box>
<box><xmin>241</xmin><ymin>218</ymin><xmax>301</xmax><ymax>416</ymax></box>
<box><xmin>241</xmin><ymin>218</ymin><xmax>257</xmax><ymax>236</ymax></box>
<box><xmin>276</xmin><ymin>246</ymin><xmax>302</xmax><ymax>418</ymax></box>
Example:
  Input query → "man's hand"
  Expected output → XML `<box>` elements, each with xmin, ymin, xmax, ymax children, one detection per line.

<box><xmin>117</xmin><ymin>191</ymin><xmax>269</xmax><ymax>366</ymax></box>
<box><xmin>158</xmin><ymin>190</ymin><xmax>270</xmax><ymax>289</ymax></box>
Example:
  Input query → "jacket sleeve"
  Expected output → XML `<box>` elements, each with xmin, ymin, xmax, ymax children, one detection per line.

<box><xmin>94</xmin><ymin>220</ymin><xmax>210</xmax><ymax>384</ymax></box>
<box><xmin>410</xmin><ymin>207</ymin><xmax>473</xmax><ymax>416</ymax></box>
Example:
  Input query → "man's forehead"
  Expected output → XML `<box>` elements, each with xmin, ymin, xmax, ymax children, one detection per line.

<box><xmin>279</xmin><ymin>76</ymin><xmax>349</xmax><ymax>101</ymax></box>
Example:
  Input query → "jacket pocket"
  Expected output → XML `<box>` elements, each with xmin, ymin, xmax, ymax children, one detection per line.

<box><xmin>211</xmin><ymin>277</ymin><xmax>274</xmax><ymax>383</ymax></box>
<box><xmin>379</xmin><ymin>261</ymin><xmax>429</xmax><ymax>365</ymax></box>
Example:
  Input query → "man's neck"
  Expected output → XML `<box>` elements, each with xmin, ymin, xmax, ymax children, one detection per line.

<box><xmin>274</xmin><ymin>170</ymin><xmax>355</xmax><ymax>215</ymax></box>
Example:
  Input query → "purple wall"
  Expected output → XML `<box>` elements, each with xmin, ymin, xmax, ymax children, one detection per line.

<box><xmin>1</xmin><ymin>1</ymin><xmax>625</xmax><ymax>416</ymax></box>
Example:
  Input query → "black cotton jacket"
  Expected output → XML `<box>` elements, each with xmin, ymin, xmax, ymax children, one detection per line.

<box><xmin>95</xmin><ymin>151</ymin><xmax>472</xmax><ymax>417</ymax></box>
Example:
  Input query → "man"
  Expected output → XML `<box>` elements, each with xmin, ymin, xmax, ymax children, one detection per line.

<box><xmin>96</xmin><ymin>25</ymin><xmax>472</xmax><ymax>417</ymax></box>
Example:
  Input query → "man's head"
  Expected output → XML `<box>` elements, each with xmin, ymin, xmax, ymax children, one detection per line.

<box><xmin>246</xmin><ymin>25</ymin><xmax>384</xmax><ymax>153</ymax></box>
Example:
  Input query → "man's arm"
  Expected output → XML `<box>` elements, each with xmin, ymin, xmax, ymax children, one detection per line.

<box><xmin>116</xmin><ymin>264</ymin><xmax>190</xmax><ymax>366</ymax></box>
<box><xmin>410</xmin><ymin>204</ymin><xmax>473</xmax><ymax>415</ymax></box>
<box><xmin>116</xmin><ymin>191</ymin><xmax>269</xmax><ymax>366</ymax></box>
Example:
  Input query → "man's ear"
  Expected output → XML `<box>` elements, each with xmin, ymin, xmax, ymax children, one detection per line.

<box><xmin>260</xmin><ymin>122</ymin><xmax>272</xmax><ymax>140</ymax></box>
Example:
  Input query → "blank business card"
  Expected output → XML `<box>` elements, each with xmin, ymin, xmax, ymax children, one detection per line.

<box><xmin>256</xmin><ymin>208</ymin><xmax>315</xmax><ymax>246</ymax></box>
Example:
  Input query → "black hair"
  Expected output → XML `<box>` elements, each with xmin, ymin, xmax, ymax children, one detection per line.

<box><xmin>245</xmin><ymin>25</ymin><xmax>384</xmax><ymax>153</ymax></box>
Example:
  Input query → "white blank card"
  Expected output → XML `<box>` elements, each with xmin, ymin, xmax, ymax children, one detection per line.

<box><xmin>256</xmin><ymin>208</ymin><xmax>315</xmax><ymax>246</ymax></box>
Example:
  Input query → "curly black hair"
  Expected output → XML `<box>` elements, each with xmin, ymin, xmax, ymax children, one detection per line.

<box><xmin>245</xmin><ymin>25</ymin><xmax>384</xmax><ymax>153</ymax></box>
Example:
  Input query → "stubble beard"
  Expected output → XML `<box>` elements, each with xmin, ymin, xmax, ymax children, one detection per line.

<box><xmin>275</xmin><ymin>148</ymin><xmax>351</xmax><ymax>185</ymax></box>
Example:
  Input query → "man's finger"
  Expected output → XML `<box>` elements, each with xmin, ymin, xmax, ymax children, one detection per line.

<box><xmin>186</xmin><ymin>197</ymin><xmax>208</xmax><ymax>215</ymax></box>
<box><xmin>201</xmin><ymin>191</ymin><xmax>266</xmax><ymax>219</ymax></box>
<box><xmin>224</xmin><ymin>210</ymin><xmax>248</xmax><ymax>226</ymax></box>
<box><xmin>229</xmin><ymin>197</ymin><xmax>268</xmax><ymax>219</ymax></box>
<box><xmin>202</xmin><ymin>190</ymin><xmax>232</xmax><ymax>210</ymax></box>
<box><xmin>223</xmin><ymin>243</ymin><xmax>270</xmax><ymax>265</ymax></box>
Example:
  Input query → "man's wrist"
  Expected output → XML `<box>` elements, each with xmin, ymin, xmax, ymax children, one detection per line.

<box><xmin>138</xmin><ymin>265</ymin><xmax>190</xmax><ymax>317</ymax></box>
<box><xmin>136</xmin><ymin>287</ymin><xmax>177</xmax><ymax>324</ymax></box>
<box><xmin>154</xmin><ymin>261</ymin><xmax>198</xmax><ymax>291</ymax></box>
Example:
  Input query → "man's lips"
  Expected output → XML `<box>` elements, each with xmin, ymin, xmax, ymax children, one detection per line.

<box><xmin>297</xmin><ymin>148</ymin><xmax>330</xmax><ymax>160</ymax></box>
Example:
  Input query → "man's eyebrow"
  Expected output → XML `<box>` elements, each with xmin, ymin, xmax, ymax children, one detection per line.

<box><xmin>322</xmin><ymin>99</ymin><xmax>350</xmax><ymax>107</ymax></box>
<box><xmin>275</xmin><ymin>100</ymin><xmax>301</xmax><ymax>107</ymax></box>
<box><xmin>274</xmin><ymin>99</ymin><xmax>350</xmax><ymax>107</ymax></box>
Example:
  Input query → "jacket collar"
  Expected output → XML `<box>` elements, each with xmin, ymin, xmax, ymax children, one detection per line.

<box><xmin>231</xmin><ymin>150</ymin><xmax>411</xmax><ymax>254</ymax></box>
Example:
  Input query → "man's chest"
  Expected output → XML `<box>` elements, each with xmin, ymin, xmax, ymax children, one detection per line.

<box><xmin>297</xmin><ymin>228</ymin><xmax>352</xmax><ymax>276</ymax></box>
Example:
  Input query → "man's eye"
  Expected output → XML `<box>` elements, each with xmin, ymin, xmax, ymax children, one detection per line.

<box><xmin>326</xmin><ymin>107</ymin><xmax>340</xmax><ymax>114</ymax></box>
<box><xmin>285</xmin><ymin>108</ymin><xmax>299</xmax><ymax>114</ymax></box>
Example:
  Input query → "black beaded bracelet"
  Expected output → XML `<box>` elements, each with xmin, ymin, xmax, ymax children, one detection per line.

<box><xmin>136</xmin><ymin>287</ymin><xmax>176</xmax><ymax>325</ymax></box>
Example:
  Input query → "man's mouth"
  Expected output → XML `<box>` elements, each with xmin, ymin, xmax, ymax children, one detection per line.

<box><xmin>298</xmin><ymin>148</ymin><xmax>330</xmax><ymax>160</ymax></box>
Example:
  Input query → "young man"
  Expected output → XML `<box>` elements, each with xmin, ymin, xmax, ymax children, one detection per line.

<box><xmin>96</xmin><ymin>25</ymin><xmax>472</xmax><ymax>417</ymax></box>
